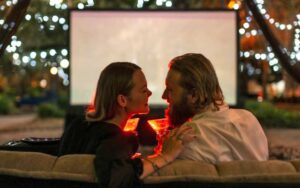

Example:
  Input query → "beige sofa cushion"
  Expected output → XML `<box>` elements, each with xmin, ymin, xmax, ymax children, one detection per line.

<box><xmin>52</xmin><ymin>154</ymin><xmax>95</xmax><ymax>175</ymax></box>
<box><xmin>154</xmin><ymin>159</ymin><xmax>218</xmax><ymax>177</ymax></box>
<box><xmin>221</xmin><ymin>173</ymin><xmax>300</xmax><ymax>182</ymax></box>
<box><xmin>217</xmin><ymin>160</ymin><xmax>296</xmax><ymax>176</ymax></box>
<box><xmin>291</xmin><ymin>160</ymin><xmax>300</xmax><ymax>172</ymax></box>
<box><xmin>144</xmin><ymin>159</ymin><xmax>219</xmax><ymax>183</ymax></box>
<box><xmin>0</xmin><ymin>150</ymin><xmax>55</xmax><ymax>171</ymax></box>
<box><xmin>51</xmin><ymin>154</ymin><xmax>96</xmax><ymax>182</ymax></box>
<box><xmin>1</xmin><ymin>151</ymin><xmax>300</xmax><ymax>184</ymax></box>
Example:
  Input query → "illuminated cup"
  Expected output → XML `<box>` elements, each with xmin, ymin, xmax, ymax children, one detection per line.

<box><xmin>147</xmin><ymin>118</ymin><xmax>170</xmax><ymax>154</ymax></box>
<box><xmin>124</xmin><ymin>118</ymin><xmax>140</xmax><ymax>132</ymax></box>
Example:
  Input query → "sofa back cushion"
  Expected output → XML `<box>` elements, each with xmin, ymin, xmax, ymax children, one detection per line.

<box><xmin>51</xmin><ymin>154</ymin><xmax>96</xmax><ymax>182</ymax></box>
<box><xmin>291</xmin><ymin>160</ymin><xmax>300</xmax><ymax>172</ymax></box>
<box><xmin>216</xmin><ymin>160</ymin><xmax>297</xmax><ymax>176</ymax></box>
<box><xmin>154</xmin><ymin>159</ymin><xmax>218</xmax><ymax>177</ymax></box>
<box><xmin>0</xmin><ymin>151</ymin><xmax>55</xmax><ymax>171</ymax></box>
<box><xmin>53</xmin><ymin>154</ymin><xmax>95</xmax><ymax>175</ymax></box>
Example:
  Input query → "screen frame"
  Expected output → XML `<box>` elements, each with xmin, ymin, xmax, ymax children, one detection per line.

<box><xmin>67</xmin><ymin>9</ymin><xmax>240</xmax><ymax>114</ymax></box>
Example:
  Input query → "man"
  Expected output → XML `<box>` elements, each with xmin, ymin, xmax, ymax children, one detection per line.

<box><xmin>162</xmin><ymin>53</ymin><xmax>268</xmax><ymax>164</ymax></box>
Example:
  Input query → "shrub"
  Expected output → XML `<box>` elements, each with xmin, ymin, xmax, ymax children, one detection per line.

<box><xmin>244</xmin><ymin>100</ymin><xmax>300</xmax><ymax>128</ymax></box>
<box><xmin>37</xmin><ymin>103</ymin><xmax>65</xmax><ymax>118</ymax></box>
<box><xmin>57</xmin><ymin>91</ymin><xmax>69</xmax><ymax>110</ymax></box>
<box><xmin>0</xmin><ymin>94</ymin><xmax>14</xmax><ymax>114</ymax></box>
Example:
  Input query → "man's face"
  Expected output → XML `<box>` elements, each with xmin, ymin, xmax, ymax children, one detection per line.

<box><xmin>162</xmin><ymin>69</ymin><xmax>194</xmax><ymax>127</ymax></box>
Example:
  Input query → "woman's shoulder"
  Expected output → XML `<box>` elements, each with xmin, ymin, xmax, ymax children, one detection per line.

<box><xmin>88</xmin><ymin>121</ymin><xmax>121</xmax><ymax>131</ymax></box>
<box><xmin>64</xmin><ymin>117</ymin><xmax>118</xmax><ymax>138</ymax></box>
<box><xmin>84</xmin><ymin>121</ymin><xmax>124</xmax><ymax>140</ymax></box>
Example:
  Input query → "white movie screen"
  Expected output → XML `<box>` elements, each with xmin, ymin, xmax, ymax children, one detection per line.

<box><xmin>70</xmin><ymin>10</ymin><xmax>238</xmax><ymax>106</ymax></box>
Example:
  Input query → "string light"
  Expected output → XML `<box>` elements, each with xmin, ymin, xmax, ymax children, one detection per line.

<box><xmin>293</xmin><ymin>15</ymin><xmax>300</xmax><ymax>61</ymax></box>
<box><xmin>137</xmin><ymin>0</ymin><xmax>173</xmax><ymax>8</ymax></box>
<box><xmin>239</xmin><ymin>0</ymin><xmax>300</xmax><ymax>77</ymax></box>
<box><xmin>50</xmin><ymin>67</ymin><xmax>58</xmax><ymax>75</ymax></box>
<box><xmin>255</xmin><ymin>0</ymin><xmax>297</xmax><ymax>30</ymax></box>
<box><xmin>1</xmin><ymin>0</ymin><xmax>177</xmax><ymax>86</ymax></box>
<box><xmin>2</xmin><ymin>0</ymin><xmax>296</xmax><ymax>83</ymax></box>
<box><xmin>227</xmin><ymin>0</ymin><xmax>241</xmax><ymax>10</ymax></box>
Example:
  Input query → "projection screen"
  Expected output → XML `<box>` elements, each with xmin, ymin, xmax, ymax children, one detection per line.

<box><xmin>70</xmin><ymin>10</ymin><xmax>238</xmax><ymax>106</ymax></box>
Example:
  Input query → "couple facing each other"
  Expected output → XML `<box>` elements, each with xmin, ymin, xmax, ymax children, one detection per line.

<box><xmin>59</xmin><ymin>53</ymin><xmax>268</xmax><ymax>188</ymax></box>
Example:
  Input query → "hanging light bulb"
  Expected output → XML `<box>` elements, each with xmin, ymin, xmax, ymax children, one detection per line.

<box><xmin>227</xmin><ymin>0</ymin><xmax>241</xmax><ymax>10</ymax></box>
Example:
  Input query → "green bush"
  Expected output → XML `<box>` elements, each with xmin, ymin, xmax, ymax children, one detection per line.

<box><xmin>0</xmin><ymin>94</ymin><xmax>14</xmax><ymax>114</ymax></box>
<box><xmin>57</xmin><ymin>91</ymin><xmax>69</xmax><ymax>110</ymax></box>
<box><xmin>37</xmin><ymin>103</ymin><xmax>65</xmax><ymax>118</ymax></box>
<box><xmin>244</xmin><ymin>100</ymin><xmax>300</xmax><ymax>128</ymax></box>
<box><xmin>26</xmin><ymin>87</ymin><xmax>43</xmax><ymax>97</ymax></box>
<box><xmin>3</xmin><ymin>87</ymin><xmax>17</xmax><ymax>100</ymax></box>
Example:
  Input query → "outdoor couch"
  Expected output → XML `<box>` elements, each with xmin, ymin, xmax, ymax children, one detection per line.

<box><xmin>1</xmin><ymin>150</ymin><xmax>300</xmax><ymax>188</ymax></box>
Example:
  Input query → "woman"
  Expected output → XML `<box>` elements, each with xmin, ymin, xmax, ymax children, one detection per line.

<box><xmin>59</xmin><ymin>62</ymin><xmax>192</xmax><ymax>188</ymax></box>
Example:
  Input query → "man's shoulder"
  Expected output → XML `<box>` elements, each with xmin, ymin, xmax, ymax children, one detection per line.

<box><xmin>188</xmin><ymin>108</ymin><xmax>257</xmax><ymax>127</ymax></box>
<box><xmin>228</xmin><ymin>108</ymin><xmax>257</xmax><ymax>119</ymax></box>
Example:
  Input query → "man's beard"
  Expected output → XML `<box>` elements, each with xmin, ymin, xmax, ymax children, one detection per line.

<box><xmin>165</xmin><ymin>94</ymin><xmax>195</xmax><ymax>128</ymax></box>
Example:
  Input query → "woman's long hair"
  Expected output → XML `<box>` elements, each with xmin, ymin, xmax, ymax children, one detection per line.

<box><xmin>86</xmin><ymin>62</ymin><xmax>141</xmax><ymax>121</ymax></box>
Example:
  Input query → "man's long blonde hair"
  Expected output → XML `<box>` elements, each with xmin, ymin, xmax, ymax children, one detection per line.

<box><xmin>169</xmin><ymin>53</ymin><xmax>224</xmax><ymax>111</ymax></box>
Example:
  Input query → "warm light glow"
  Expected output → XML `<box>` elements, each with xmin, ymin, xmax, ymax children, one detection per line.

<box><xmin>227</xmin><ymin>0</ymin><xmax>241</xmax><ymax>10</ymax></box>
<box><xmin>147</xmin><ymin>118</ymin><xmax>170</xmax><ymax>154</ymax></box>
<box><xmin>40</xmin><ymin>79</ymin><xmax>47</xmax><ymax>88</ymax></box>
<box><xmin>50</xmin><ymin>67</ymin><xmax>58</xmax><ymax>75</ymax></box>
<box><xmin>31</xmin><ymin>80</ymin><xmax>38</xmax><ymax>88</ymax></box>
<box><xmin>147</xmin><ymin>118</ymin><xmax>169</xmax><ymax>134</ymax></box>
<box><xmin>124</xmin><ymin>118</ymin><xmax>140</xmax><ymax>132</ymax></box>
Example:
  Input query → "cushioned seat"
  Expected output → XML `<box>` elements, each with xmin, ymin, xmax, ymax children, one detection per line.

<box><xmin>151</xmin><ymin>159</ymin><xmax>219</xmax><ymax>177</ymax></box>
<box><xmin>0</xmin><ymin>150</ymin><xmax>300</xmax><ymax>187</ymax></box>
<box><xmin>291</xmin><ymin>160</ymin><xmax>300</xmax><ymax>172</ymax></box>
<box><xmin>216</xmin><ymin>160</ymin><xmax>296</xmax><ymax>176</ymax></box>
<box><xmin>0</xmin><ymin>150</ymin><xmax>55</xmax><ymax>171</ymax></box>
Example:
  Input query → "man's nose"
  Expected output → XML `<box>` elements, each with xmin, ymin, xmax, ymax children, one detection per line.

<box><xmin>162</xmin><ymin>89</ymin><xmax>167</xmax><ymax>100</ymax></box>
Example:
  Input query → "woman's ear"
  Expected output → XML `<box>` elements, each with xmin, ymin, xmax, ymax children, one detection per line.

<box><xmin>117</xmin><ymin>94</ymin><xmax>127</xmax><ymax>107</ymax></box>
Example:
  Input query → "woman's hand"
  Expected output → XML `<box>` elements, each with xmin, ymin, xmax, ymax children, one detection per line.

<box><xmin>161</xmin><ymin>125</ymin><xmax>195</xmax><ymax>163</ymax></box>
<box><xmin>140</xmin><ymin>125</ymin><xmax>196</xmax><ymax>179</ymax></box>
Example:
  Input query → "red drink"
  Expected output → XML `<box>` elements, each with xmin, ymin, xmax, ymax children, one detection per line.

<box><xmin>124</xmin><ymin>118</ymin><xmax>139</xmax><ymax>132</ymax></box>
<box><xmin>148</xmin><ymin>118</ymin><xmax>169</xmax><ymax>154</ymax></box>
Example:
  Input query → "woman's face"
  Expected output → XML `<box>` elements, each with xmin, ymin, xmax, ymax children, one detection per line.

<box><xmin>125</xmin><ymin>70</ymin><xmax>152</xmax><ymax>115</ymax></box>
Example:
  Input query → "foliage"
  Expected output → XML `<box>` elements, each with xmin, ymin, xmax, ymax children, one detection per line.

<box><xmin>244</xmin><ymin>100</ymin><xmax>300</xmax><ymax>128</ymax></box>
<box><xmin>57</xmin><ymin>90</ymin><xmax>69</xmax><ymax>110</ymax></box>
<box><xmin>25</xmin><ymin>87</ymin><xmax>43</xmax><ymax>97</ymax></box>
<box><xmin>18</xmin><ymin>1</ymin><xmax>68</xmax><ymax>50</ymax></box>
<box><xmin>37</xmin><ymin>103</ymin><xmax>65</xmax><ymax>118</ymax></box>
<box><xmin>0</xmin><ymin>94</ymin><xmax>15</xmax><ymax>114</ymax></box>
<box><xmin>3</xmin><ymin>87</ymin><xmax>18</xmax><ymax>98</ymax></box>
